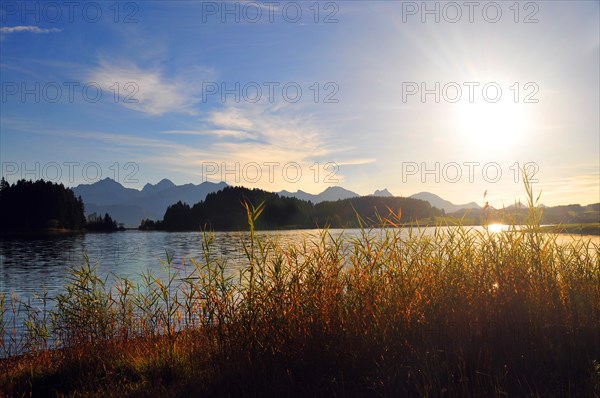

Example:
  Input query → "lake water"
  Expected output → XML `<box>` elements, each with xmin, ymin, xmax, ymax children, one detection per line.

<box><xmin>0</xmin><ymin>229</ymin><xmax>327</xmax><ymax>304</ymax></box>
<box><xmin>2</xmin><ymin>228</ymin><xmax>598</xmax><ymax>303</ymax></box>
<box><xmin>1</xmin><ymin>228</ymin><xmax>598</xmax><ymax>353</ymax></box>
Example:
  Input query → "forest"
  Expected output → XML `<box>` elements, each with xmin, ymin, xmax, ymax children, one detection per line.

<box><xmin>0</xmin><ymin>178</ymin><xmax>86</xmax><ymax>230</ymax></box>
<box><xmin>139</xmin><ymin>186</ymin><xmax>444</xmax><ymax>231</ymax></box>
<box><xmin>0</xmin><ymin>178</ymin><xmax>122</xmax><ymax>233</ymax></box>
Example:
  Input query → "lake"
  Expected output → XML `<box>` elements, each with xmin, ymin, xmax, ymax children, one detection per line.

<box><xmin>1</xmin><ymin>227</ymin><xmax>598</xmax><ymax>353</ymax></box>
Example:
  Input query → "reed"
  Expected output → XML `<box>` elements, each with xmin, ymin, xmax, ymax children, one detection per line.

<box><xmin>1</xmin><ymin>177</ymin><xmax>599</xmax><ymax>397</ymax></box>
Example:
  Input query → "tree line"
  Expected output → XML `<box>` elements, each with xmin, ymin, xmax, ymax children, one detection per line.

<box><xmin>0</xmin><ymin>178</ymin><xmax>121</xmax><ymax>232</ymax></box>
<box><xmin>139</xmin><ymin>186</ymin><xmax>444</xmax><ymax>231</ymax></box>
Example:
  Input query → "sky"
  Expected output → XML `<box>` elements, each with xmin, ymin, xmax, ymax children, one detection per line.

<box><xmin>0</xmin><ymin>1</ymin><xmax>598</xmax><ymax>207</ymax></box>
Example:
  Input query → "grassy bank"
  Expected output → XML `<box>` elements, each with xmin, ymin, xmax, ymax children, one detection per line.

<box><xmin>1</xmin><ymin>191</ymin><xmax>600</xmax><ymax>397</ymax></box>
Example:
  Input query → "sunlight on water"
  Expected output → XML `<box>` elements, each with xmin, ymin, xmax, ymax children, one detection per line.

<box><xmin>488</xmin><ymin>224</ymin><xmax>509</xmax><ymax>233</ymax></box>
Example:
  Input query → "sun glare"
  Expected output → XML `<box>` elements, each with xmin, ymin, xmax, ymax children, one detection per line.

<box><xmin>488</xmin><ymin>223</ymin><xmax>508</xmax><ymax>233</ymax></box>
<box><xmin>456</xmin><ymin>100</ymin><xmax>531</xmax><ymax>150</ymax></box>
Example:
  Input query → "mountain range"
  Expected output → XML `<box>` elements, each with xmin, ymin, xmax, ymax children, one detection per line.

<box><xmin>278</xmin><ymin>186</ymin><xmax>360</xmax><ymax>203</ymax></box>
<box><xmin>73</xmin><ymin>178</ymin><xmax>228</xmax><ymax>227</ymax></box>
<box><xmin>72</xmin><ymin>179</ymin><xmax>483</xmax><ymax>227</ymax></box>
<box><xmin>409</xmin><ymin>192</ymin><xmax>481</xmax><ymax>214</ymax></box>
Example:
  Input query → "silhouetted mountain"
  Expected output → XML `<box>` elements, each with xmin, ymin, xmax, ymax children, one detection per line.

<box><xmin>73</xmin><ymin>179</ymin><xmax>228</xmax><ymax>227</ymax></box>
<box><xmin>410</xmin><ymin>192</ymin><xmax>481</xmax><ymax>213</ymax></box>
<box><xmin>505</xmin><ymin>201</ymin><xmax>547</xmax><ymax>210</ymax></box>
<box><xmin>142</xmin><ymin>182</ymin><xmax>229</xmax><ymax>217</ymax></box>
<box><xmin>371</xmin><ymin>189</ymin><xmax>394</xmax><ymax>197</ymax></box>
<box><xmin>73</xmin><ymin>178</ymin><xmax>142</xmax><ymax>206</ymax></box>
<box><xmin>278</xmin><ymin>186</ymin><xmax>359</xmax><ymax>203</ymax></box>
<box><xmin>141</xmin><ymin>178</ymin><xmax>176</xmax><ymax>195</ymax></box>
<box><xmin>74</xmin><ymin>179</ymin><xmax>598</xmax><ymax>229</ymax></box>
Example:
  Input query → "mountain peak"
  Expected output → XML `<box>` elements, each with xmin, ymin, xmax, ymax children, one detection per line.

<box><xmin>157</xmin><ymin>178</ymin><xmax>175</xmax><ymax>186</ymax></box>
<box><xmin>97</xmin><ymin>177</ymin><xmax>122</xmax><ymax>186</ymax></box>
<box><xmin>323</xmin><ymin>186</ymin><xmax>349</xmax><ymax>192</ymax></box>
<box><xmin>142</xmin><ymin>178</ymin><xmax>175</xmax><ymax>194</ymax></box>
<box><xmin>373</xmin><ymin>188</ymin><xmax>393</xmax><ymax>197</ymax></box>
<box><xmin>409</xmin><ymin>192</ymin><xmax>481</xmax><ymax>213</ymax></box>
<box><xmin>277</xmin><ymin>186</ymin><xmax>358</xmax><ymax>203</ymax></box>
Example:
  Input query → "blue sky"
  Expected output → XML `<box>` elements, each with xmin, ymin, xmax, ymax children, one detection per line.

<box><xmin>1</xmin><ymin>1</ymin><xmax>598</xmax><ymax>207</ymax></box>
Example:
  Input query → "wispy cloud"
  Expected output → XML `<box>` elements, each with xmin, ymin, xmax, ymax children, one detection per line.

<box><xmin>208</xmin><ymin>108</ymin><xmax>254</xmax><ymax>131</ymax></box>
<box><xmin>162</xmin><ymin>103</ymin><xmax>370</xmax><ymax>172</ymax></box>
<box><xmin>201</xmin><ymin>105</ymin><xmax>331</xmax><ymax>160</ymax></box>
<box><xmin>165</xmin><ymin>104</ymin><xmax>359</xmax><ymax>189</ymax></box>
<box><xmin>163</xmin><ymin>129</ymin><xmax>256</xmax><ymax>140</ymax></box>
<box><xmin>88</xmin><ymin>60</ymin><xmax>213</xmax><ymax>116</ymax></box>
<box><xmin>0</xmin><ymin>26</ymin><xmax>62</xmax><ymax>34</ymax></box>
<box><xmin>335</xmin><ymin>158</ymin><xmax>377</xmax><ymax>166</ymax></box>
<box><xmin>153</xmin><ymin>102</ymin><xmax>358</xmax><ymax>189</ymax></box>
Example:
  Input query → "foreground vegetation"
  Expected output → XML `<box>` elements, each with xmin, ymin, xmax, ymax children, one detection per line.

<box><xmin>1</xmin><ymin>182</ymin><xmax>599</xmax><ymax>397</ymax></box>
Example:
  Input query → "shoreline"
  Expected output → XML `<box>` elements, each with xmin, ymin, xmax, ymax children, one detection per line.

<box><xmin>2</xmin><ymin>223</ymin><xmax>598</xmax><ymax>237</ymax></box>
<box><xmin>134</xmin><ymin>222</ymin><xmax>600</xmax><ymax>235</ymax></box>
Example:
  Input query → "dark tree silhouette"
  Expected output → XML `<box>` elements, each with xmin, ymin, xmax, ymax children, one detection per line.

<box><xmin>140</xmin><ymin>186</ymin><xmax>442</xmax><ymax>231</ymax></box>
<box><xmin>0</xmin><ymin>179</ymin><xmax>86</xmax><ymax>230</ymax></box>
<box><xmin>86</xmin><ymin>212</ymin><xmax>122</xmax><ymax>232</ymax></box>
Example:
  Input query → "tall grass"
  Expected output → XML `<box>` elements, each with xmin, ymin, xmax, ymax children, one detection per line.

<box><xmin>1</xmin><ymin>179</ymin><xmax>599</xmax><ymax>397</ymax></box>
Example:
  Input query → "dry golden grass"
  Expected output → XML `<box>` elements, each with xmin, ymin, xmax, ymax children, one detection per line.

<box><xmin>1</xmin><ymin>179</ymin><xmax>599</xmax><ymax>397</ymax></box>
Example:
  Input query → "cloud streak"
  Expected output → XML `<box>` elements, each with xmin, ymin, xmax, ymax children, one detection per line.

<box><xmin>0</xmin><ymin>26</ymin><xmax>62</xmax><ymax>34</ymax></box>
<box><xmin>163</xmin><ymin>129</ymin><xmax>256</xmax><ymax>140</ymax></box>
<box><xmin>88</xmin><ymin>60</ymin><xmax>213</xmax><ymax>116</ymax></box>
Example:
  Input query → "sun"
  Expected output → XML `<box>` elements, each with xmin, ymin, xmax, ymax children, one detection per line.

<box><xmin>455</xmin><ymin>99</ymin><xmax>532</xmax><ymax>150</ymax></box>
